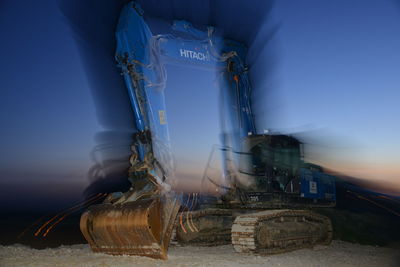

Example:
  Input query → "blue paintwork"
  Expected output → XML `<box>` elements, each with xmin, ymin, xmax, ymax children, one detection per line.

<box><xmin>300</xmin><ymin>168</ymin><xmax>336</xmax><ymax>201</ymax></box>
<box><xmin>115</xmin><ymin>2</ymin><xmax>336</xmax><ymax>203</ymax></box>
<box><xmin>115</xmin><ymin>1</ymin><xmax>255</xmax><ymax>181</ymax></box>
<box><xmin>115</xmin><ymin>2</ymin><xmax>154</xmax><ymax>161</ymax></box>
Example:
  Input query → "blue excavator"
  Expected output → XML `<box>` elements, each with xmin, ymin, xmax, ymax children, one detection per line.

<box><xmin>80</xmin><ymin>2</ymin><xmax>336</xmax><ymax>259</ymax></box>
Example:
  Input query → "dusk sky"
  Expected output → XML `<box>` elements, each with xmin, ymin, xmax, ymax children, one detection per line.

<box><xmin>273</xmin><ymin>0</ymin><xmax>400</xmax><ymax>191</ymax></box>
<box><xmin>1</xmin><ymin>0</ymin><xmax>400</xmax><ymax>209</ymax></box>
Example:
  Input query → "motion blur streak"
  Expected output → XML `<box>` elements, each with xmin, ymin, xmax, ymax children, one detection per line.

<box><xmin>57</xmin><ymin>0</ymin><xmax>278</xmax><ymax>198</ymax></box>
<box><xmin>348</xmin><ymin>191</ymin><xmax>400</xmax><ymax>217</ymax></box>
<box><xmin>189</xmin><ymin>193</ymin><xmax>199</xmax><ymax>232</ymax></box>
<box><xmin>34</xmin><ymin>193</ymin><xmax>105</xmax><ymax>237</ymax></box>
<box><xmin>57</xmin><ymin>0</ymin><xmax>400</xmax><ymax>197</ymax></box>
<box><xmin>17</xmin><ymin>214</ymin><xmax>51</xmax><ymax>240</ymax></box>
<box><xmin>41</xmin><ymin>194</ymin><xmax>107</xmax><ymax>237</ymax></box>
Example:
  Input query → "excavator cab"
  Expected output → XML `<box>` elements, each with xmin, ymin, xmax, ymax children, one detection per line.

<box><xmin>247</xmin><ymin>134</ymin><xmax>303</xmax><ymax>192</ymax></box>
<box><xmin>233</xmin><ymin>134</ymin><xmax>336</xmax><ymax>207</ymax></box>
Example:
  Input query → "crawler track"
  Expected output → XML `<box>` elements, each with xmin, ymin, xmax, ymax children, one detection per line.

<box><xmin>175</xmin><ymin>209</ymin><xmax>234</xmax><ymax>245</ymax></box>
<box><xmin>231</xmin><ymin>209</ymin><xmax>332</xmax><ymax>254</ymax></box>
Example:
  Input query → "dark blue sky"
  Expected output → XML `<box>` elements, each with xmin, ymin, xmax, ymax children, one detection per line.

<box><xmin>273</xmin><ymin>0</ymin><xmax>400</xmax><ymax>189</ymax></box>
<box><xmin>1</xmin><ymin>0</ymin><xmax>400</xmax><ymax>206</ymax></box>
<box><xmin>0</xmin><ymin>0</ymin><xmax>100</xmax><ymax>206</ymax></box>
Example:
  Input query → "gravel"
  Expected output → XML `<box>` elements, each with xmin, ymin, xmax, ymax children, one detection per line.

<box><xmin>0</xmin><ymin>241</ymin><xmax>399</xmax><ymax>267</ymax></box>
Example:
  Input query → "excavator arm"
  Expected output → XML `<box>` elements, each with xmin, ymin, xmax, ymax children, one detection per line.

<box><xmin>80</xmin><ymin>1</ymin><xmax>251</xmax><ymax>259</ymax></box>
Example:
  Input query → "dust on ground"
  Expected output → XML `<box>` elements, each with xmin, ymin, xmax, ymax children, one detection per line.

<box><xmin>0</xmin><ymin>241</ymin><xmax>399</xmax><ymax>267</ymax></box>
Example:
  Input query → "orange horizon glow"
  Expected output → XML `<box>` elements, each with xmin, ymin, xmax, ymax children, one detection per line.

<box><xmin>313</xmin><ymin>160</ymin><xmax>400</xmax><ymax>196</ymax></box>
<box><xmin>168</xmin><ymin>160</ymin><xmax>400</xmax><ymax>197</ymax></box>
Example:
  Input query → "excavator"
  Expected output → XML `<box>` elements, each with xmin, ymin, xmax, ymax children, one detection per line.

<box><xmin>80</xmin><ymin>2</ymin><xmax>336</xmax><ymax>259</ymax></box>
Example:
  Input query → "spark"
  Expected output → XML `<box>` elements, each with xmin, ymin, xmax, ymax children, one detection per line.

<box><xmin>179</xmin><ymin>192</ymin><xmax>192</xmax><ymax>234</ymax></box>
<box><xmin>42</xmin><ymin>194</ymin><xmax>107</xmax><ymax>237</ymax></box>
<box><xmin>179</xmin><ymin>211</ymin><xmax>187</xmax><ymax>234</ymax></box>
<box><xmin>348</xmin><ymin>191</ymin><xmax>400</xmax><ymax>217</ymax></box>
<box><xmin>17</xmin><ymin>213</ymin><xmax>50</xmax><ymax>239</ymax></box>
<box><xmin>377</xmin><ymin>194</ymin><xmax>400</xmax><ymax>205</ymax></box>
<box><xmin>187</xmin><ymin>193</ymin><xmax>199</xmax><ymax>232</ymax></box>
<box><xmin>34</xmin><ymin>193</ymin><xmax>106</xmax><ymax>237</ymax></box>
<box><xmin>185</xmin><ymin>193</ymin><xmax>194</xmax><ymax>232</ymax></box>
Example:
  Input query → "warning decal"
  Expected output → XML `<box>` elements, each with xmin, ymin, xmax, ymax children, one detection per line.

<box><xmin>309</xmin><ymin>181</ymin><xmax>317</xmax><ymax>194</ymax></box>
<box><xmin>159</xmin><ymin>110</ymin><xmax>167</xmax><ymax>125</ymax></box>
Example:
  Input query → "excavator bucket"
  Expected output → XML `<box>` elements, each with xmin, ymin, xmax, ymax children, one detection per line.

<box><xmin>80</xmin><ymin>195</ymin><xmax>180</xmax><ymax>259</ymax></box>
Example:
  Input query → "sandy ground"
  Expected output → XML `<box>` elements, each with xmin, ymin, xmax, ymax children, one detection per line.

<box><xmin>0</xmin><ymin>241</ymin><xmax>399</xmax><ymax>267</ymax></box>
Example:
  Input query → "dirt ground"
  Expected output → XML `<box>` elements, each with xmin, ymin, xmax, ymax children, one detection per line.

<box><xmin>0</xmin><ymin>241</ymin><xmax>399</xmax><ymax>267</ymax></box>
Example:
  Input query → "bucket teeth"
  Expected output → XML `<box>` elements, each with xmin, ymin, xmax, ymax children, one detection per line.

<box><xmin>80</xmin><ymin>196</ymin><xmax>180</xmax><ymax>259</ymax></box>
